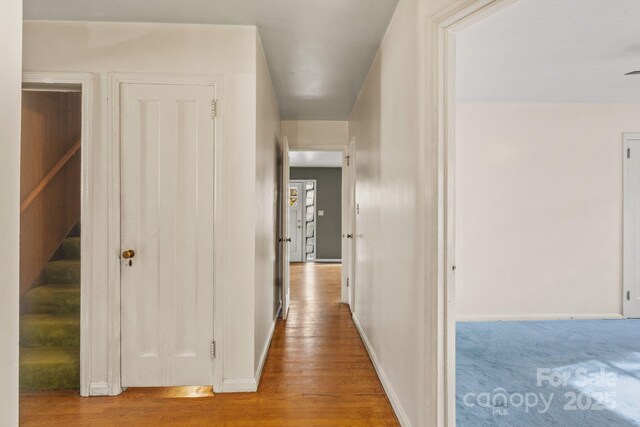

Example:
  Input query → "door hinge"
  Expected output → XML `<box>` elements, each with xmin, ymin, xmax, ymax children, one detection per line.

<box><xmin>627</xmin><ymin>290</ymin><xmax>631</xmax><ymax>301</ymax></box>
<box><xmin>211</xmin><ymin>99</ymin><xmax>217</xmax><ymax>119</ymax></box>
<box><xmin>628</xmin><ymin>148</ymin><xmax>631</xmax><ymax>159</ymax></box>
<box><xmin>211</xmin><ymin>340</ymin><xmax>216</xmax><ymax>359</ymax></box>
<box><xmin>346</xmin><ymin>155</ymin><xmax>350</xmax><ymax>166</ymax></box>
<box><xmin>347</xmin><ymin>277</ymin><xmax>350</xmax><ymax>287</ymax></box>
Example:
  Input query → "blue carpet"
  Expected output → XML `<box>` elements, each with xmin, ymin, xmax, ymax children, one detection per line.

<box><xmin>457</xmin><ymin>320</ymin><xmax>640</xmax><ymax>426</ymax></box>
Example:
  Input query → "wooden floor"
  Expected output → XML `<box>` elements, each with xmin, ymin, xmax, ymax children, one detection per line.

<box><xmin>20</xmin><ymin>263</ymin><xmax>398</xmax><ymax>426</ymax></box>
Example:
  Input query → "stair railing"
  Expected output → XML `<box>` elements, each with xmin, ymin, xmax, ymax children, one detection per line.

<box><xmin>21</xmin><ymin>140</ymin><xmax>81</xmax><ymax>214</ymax></box>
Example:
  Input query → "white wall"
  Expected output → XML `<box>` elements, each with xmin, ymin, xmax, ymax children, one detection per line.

<box><xmin>348</xmin><ymin>0</ymin><xmax>429</xmax><ymax>425</ymax></box>
<box><xmin>254</xmin><ymin>34</ymin><xmax>281</xmax><ymax>382</ymax></box>
<box><xmin>0</xmin><ymin>0</ymin><xmax>21</xmax><ymax>424</ymax></box>
<box><xmin>24</xmin><ymin>20</ymin><xmax>259</xmax><ymax>391</ymax></box>
<box><xmin>456</xmin><ymin>103</ymin><xmax>640</xmax><ymax>320</ymax></box>
<box><xmin>282</xmin><ymin>120</ymin><xmax>348</xmax><ymax>148</ymax></box>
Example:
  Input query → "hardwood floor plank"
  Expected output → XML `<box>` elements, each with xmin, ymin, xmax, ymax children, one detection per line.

<box><xmin>20</xmin><ymin>263</ymin><xmax>398</xmax><ymax>426</ymax></box>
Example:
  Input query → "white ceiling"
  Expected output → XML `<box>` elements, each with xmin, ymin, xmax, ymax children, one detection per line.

<box><xmin>24</xmin><ymin>0</ymin><xmax>399</xmax><ymax>120</ymax></box>
<box><xmin>289</xmin><ymin>151</ymin><xmax>343</xmax><ymax>168</ymax></box>
<box><xmin>456</xmin><ymin>0</ymin><xmax>640</xmax><ymax>103</ymax></box>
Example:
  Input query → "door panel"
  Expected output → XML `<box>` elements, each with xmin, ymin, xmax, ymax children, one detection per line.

<box><xmin>120</xmin><ymin>83</ymin><xmax>215</xmax><ymax>386</ymax></box>
<box><xmin>347</xmin><ymin>140</ymin><xmax>356</xmax><ymax>312</ymax></box>
<box><xmin>289</xmin><ymin>182</ymin><xmax>304</xmax><ymax>262</ymax></box>
<box><xmin>624</xmin><ymin>135</ymin><xmax>640</xmax><ymax>318</ymax></box>
<box><xmin>281</xmin><ymin>138</ymin><xmax>291</xmax><ymax>318</ymax></box>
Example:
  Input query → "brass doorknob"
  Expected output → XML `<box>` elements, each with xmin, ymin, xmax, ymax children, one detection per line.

<box><xmin>122</xmin><ymin>250</ymin><xmax>136</xmax><ymax>259</ymax></box>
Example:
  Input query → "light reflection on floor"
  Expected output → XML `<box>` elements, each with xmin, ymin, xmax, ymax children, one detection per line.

<box><xmin>562</xmin><ymin>353</ymin><xmax>640</xmax><ymax>425</ymax></box>
<box><xmin>123</xmin><ymin>386</ymin><xmax>214</xmax><ymax>398</ymax></box>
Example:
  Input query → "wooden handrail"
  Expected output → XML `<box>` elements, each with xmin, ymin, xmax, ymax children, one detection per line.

<box><xmin>20</xmin><ymin>140</ymin><xmax>81</xmax><ymax>214</ymax></box>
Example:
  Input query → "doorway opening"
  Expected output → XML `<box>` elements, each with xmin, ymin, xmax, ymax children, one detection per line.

<box><xmin>441</xmin><ymin>0</ymin><xmax>640</xmax><ymax>425</ymax></box>
<box><xmin>280</xmin><ymin>147</ymin><xmax>354</xmax><ymax>319</ymax></box>
<box><xmin>288</xmin><ymin>179</ymin><xmax>317</xmax><ymax>262</ymax></box>
<box><xmin>19</xmin><ymin>76</ymin><xmax>90</xmax><ymax>396</ymax></box>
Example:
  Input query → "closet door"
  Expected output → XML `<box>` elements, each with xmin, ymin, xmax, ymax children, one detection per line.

<box><xmin>120</xmin><ymin>82</ymin><xmax>215</xmax><ymax>386</ymax></box>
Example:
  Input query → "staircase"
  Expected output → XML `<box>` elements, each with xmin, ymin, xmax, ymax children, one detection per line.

<box><xmin>20</xmin><ymin>229</ymin><xmax>80</xmax><ymax>391</ymax></box>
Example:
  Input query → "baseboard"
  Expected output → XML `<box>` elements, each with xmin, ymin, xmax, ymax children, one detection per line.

<box><xmin>315</xmin><ymin>259</ymin><xmax>342</xmax><ymax>263</ymax></box>
<box><xmin>255</xmin><ymin>312</ymin><xmax>279</xmax><ymax>389</ymax></box>
<box><xmin>456</xmin><ymin>313</ymin><xmax>624</xmax><ymax>322</ymax></box>
<box><xmin>352</xmin><ymin>315</ymin><xmax>411</xmax><ymax>427</ymax></box>
<box><xmin>221</xmin><ymin>378</ymin><xmax>258</xmax><ymax>393</ymax></box>
<box><xmin>88</xmin><ymin>382</ymin><xmax>110</xmax><ymax>396</ymax></box>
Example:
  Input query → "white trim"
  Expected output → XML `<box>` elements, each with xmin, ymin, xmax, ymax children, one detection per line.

<box><xmin>315</xmin><ymin>259</ymin><xmax>342</xmax><ymax>263</ymax></box>
<box><xmin>254</xmin><ymin>307</ymin><xmax>280</xmax><ymax>389</ymax></box>
<box><xmin>221</xmin><ymin>378</ymin><xmax>258</xmax><ymax>393</ymax></box>
<box><xmin>107</xmin><ymin>72</ymin><xmax>225</xmax><ymax>394</ymax></box>
<box><xmin>22</xmin><ymin>71</ymin><xmax>94</xmax><ymax>397</ymax></box>
<box><xmin>341</xmin><ymin>145</ymin><xmax>349</xmax><ymax>304</ymax></box>
<box><xmin>289</xmin><ymin>144</ymin><xmax>347</xmax><ymax>153</ymax></box>
<box><xmin>346</xmin><ymin>137</ymin><xmax>356</xmax><ymax>310</ymax></box>
<box><xmin>281</xmin><ymin>137</ymin><xmax>291</xmax><ymax>320</ymax></box>
<box><xmin>352</xmin><ymin>315</ymin><xmax>411</xmax><ymax>427</ymax></box>
<box><xmin>457</xmin><ymin>313</ymin><xmax>624</xmax><ymax>322</ymax></box>
<box><xmin>221</xmin><ymin>304</ymin><xmax>277</xmax><ymax>395</ymax></box>
<box><xmin>623</xmin><ymin>133</ymin><xmax>640</xmax><ymax>318</ymax></box>
<box><xmin>428</xmin><ymin>1</ymin><xmax>519</xmax><ymax>425</ymax></box>
<box><xmin>88</xmin><ymin>382</ymin><xmax>110</xmax><ymax>396</ymax></box>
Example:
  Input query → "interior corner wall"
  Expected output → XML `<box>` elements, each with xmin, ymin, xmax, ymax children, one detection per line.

<box><xmin>282</xmin><ymin>120</ymin><xmax>348</xmax><ymax>148</ymax></box>
<box><xmin>0</xmin><ymin>0</ymin><xmax>21</xmax><ymax>423</ymax></box>
<box><xmin>455</xmin><ymin>103</ymin><xmax>640</xmax><ymax>320</ymax></box>
<box><xmin>289</xmin><ymin>168</ymin><xmax>342</xmax><ymax>260</ymax></box>
<box><xmin>347</xmin><ymin>0</ymin><xmax>428</xmax><ymax>424</ymax></box>
<box><xmin>254</xmin><ymin>34</ymin><xmax>281</xmax><ymax>381</ymax></box>
<box><xmin>23</xmin><ymin>20</ymin><xmax>259</xmax><ymax>390</ymax></box>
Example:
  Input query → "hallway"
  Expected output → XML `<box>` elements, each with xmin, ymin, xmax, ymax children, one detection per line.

<box><xmin>19</xmin><ymin>263</ymin><xmax>398</xmax><ymax>425</ymax></box>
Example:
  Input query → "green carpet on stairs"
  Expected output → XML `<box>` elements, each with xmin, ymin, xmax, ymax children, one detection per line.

<box><xmin>43</xmin><ymin>260</ymin><xmax>80</xmax><ymax>284</ymax></box>
<box><xmin>20</xmin><ymin>234</ymin><xmax>81</xmax><ymax>391</ymax></box>
<box><xmin>20</xmin><ymin>314</ymin><xmax>80</xmax><ymax>347</ymax></box>
<box><xmin>22</xmin><ymin>284</ymin><xmax>80</xmax><ymax>315</ymax></box>
<box><xmin>61</xmin><ymin>237</ymin><xmax>81</xmax><ymax>260</ymax></box>
<box><xmin>20</xmin><ymin>347</ymin><xmax>80</xmax><ymax>391</ymax></box>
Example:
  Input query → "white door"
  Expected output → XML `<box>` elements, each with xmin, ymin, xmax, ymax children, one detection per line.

<box><xmin>624</xmin><ymin>134</ymin><xmax>640</xmax><ymax>318</ymax></box>
<box><xmin>120</xmin><ymin>82</ymin><xmax>215</xmax><ymax>386</ymax></box>
<box><xmin>281</xmin><ymin>138</ymin><xmax>291</xmax><ymax>319</ymax></box>
<box><xmin>347</xmin><ymin>140</ymin><xmax>357</xmax><ymax>312</ymax></box>
<box><xmin>289</xmin><ymin>181</ymin><xmax>304</xmax><ymax>262</ymax></box>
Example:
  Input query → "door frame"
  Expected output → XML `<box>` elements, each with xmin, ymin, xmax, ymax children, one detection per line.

<box><xmin>107</xmin><ymin>73</ymin><xmax>224</xmax><ymax>394</ymax></box>
<box><xmin>623</xmin><ymin>133</ymin><xmax>640</xmax><ymax>317</ymax></box>
<box><xmin>346</xmin><ymin>138</ymin><xmax>356</xmax><ymax>312</ymax></box>
<box><xmin>22</xmin><ymin>71</ymin><xmax>94</xmax><ymax>396</ymax></box>
<box><xmin>428</xmin><ymin>0</ymin><xmax>518</xmax><ymax>424</ymax></box>
<box><xmin>280</xmin><ymin>137</ymin><xmax>291</xmax><ymax>319</ymax></box>
<box><xmin>287</xmin><ymin>146</ymin><xmax>350</xmax><ymax>302</ymax></box>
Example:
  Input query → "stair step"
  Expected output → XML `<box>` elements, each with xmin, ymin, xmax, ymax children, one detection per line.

<box><xmin>62</xmin><ymin>237</ymin><xmax>81</xmax><ymax>260</ymax></box>
<box><xmin>68</xmin><ymin>223</ymin><xmax>81</xmax><ymax>238</ymax></box>
<box><xmin>44</xmin><ymin>260</ymin><xmax>80</xmax><ymax>285</ymax></box>
<box><xmin>20</xmin><ymin>347</ymin><xmax>79</xmax><ymax>391</ymax></box>
<box><xmin>20</xmin><ymin>314</ymin><xmax>80</xmax><ymax>348</ymax></box>
<box><xmin>23</xmin><ymin>284</ymin><xmax>80</xmax><ymax>315</ymax></box>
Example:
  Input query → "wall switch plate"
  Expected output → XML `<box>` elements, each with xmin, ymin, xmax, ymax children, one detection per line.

<box><xmin>318</xmin><ymin>210</ymin><xmax>324</xmax><ymax>216</ymax></box>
